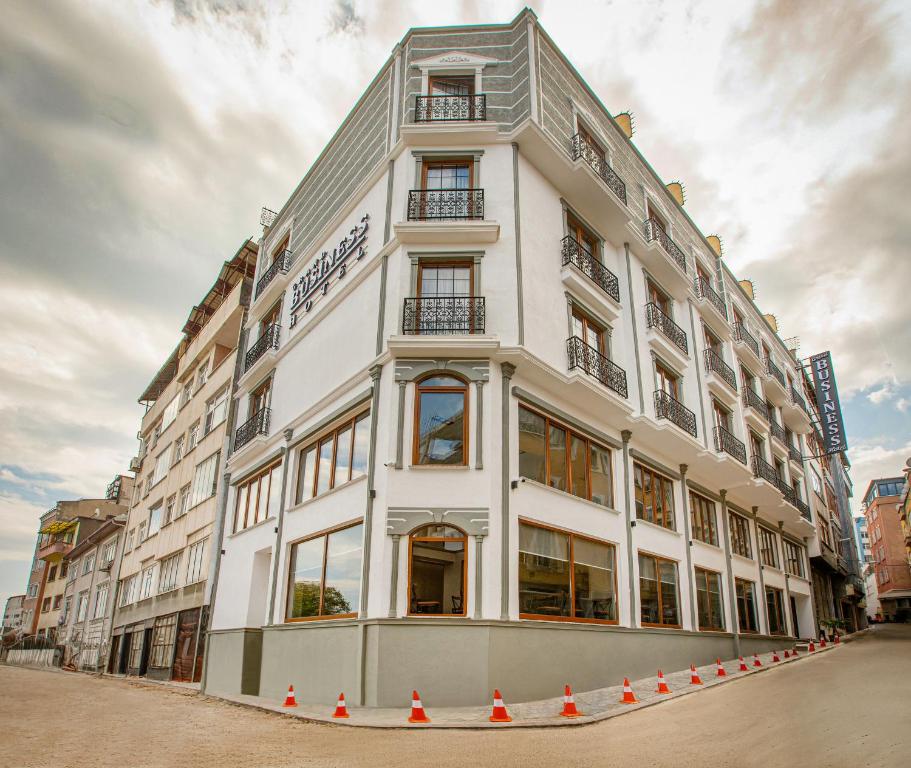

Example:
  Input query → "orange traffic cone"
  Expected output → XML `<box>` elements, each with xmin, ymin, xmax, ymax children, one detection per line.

<box><xmin>283</xmin><ymin>685</ymin><xmax>298</xmax><ymax>707</ymax></box>
<box><xmin>690</xmin><ymin>664</ymin><xmax>704</xmax><ymax>685</ymax></box>
<box><xmin>772</xmin><ymin>651</ymin><xmax>781</xmax><ymax>663</ymax></box>
<box><xmin>752</xmin><ymin>654</ymin><xmax>762</xmax><ymax>667</ymax></box>
<box><xmin>332</xmin><ymin>692</ymin><xmax>349</xmax><ymax>719</ymax></box>
<box><xmin>408</xmin><ymin>690</ymin><xmax>430</xmax><ymax>723</ymax></box>
<box><xmin>820</xmin><ymin>636</ymin><xmax>827</xmax><ymax>648</ymax></box>
<box><xmin>784</xmin><ymin>650</ymin><xmax>790</xmax><ymax>659</ymax></box>
<box><xmin>560</xmin><ymin>684</ymin><xmax>582</xmax><ymax>717</ymax></box>
<box><xmin>809</xmin><ymin>641</ymin><xmax>816</xmax><ymax>653</ymax></box>
<box><xmin>739</xmin><ymin>656</ymin><xmax>749</xmax><ymax>672</ymax></box>
<box><xmin>834</xmin><ymin>633</ymin><xmax>841</xmax><ymax>645</ymax></box>
<box><xmin>655</xmin><ymin>670</ymin><xmax>671</xmax><ymax>694</ymax></box>
<box><xmin>793</xmin><ymin>646</ymin><xmax>799</xmax><ymax>656</ymax></box>
<box><xmin>489</xmin><ymin>689</ymin><xmax>512</xmax><ymax>722</ymax></box>
<box><xmin>620</xmin><ymin>678</ymin><xmax>638</xmax><ymax>704</ymax></box>
<box><xmin>715</xmin><ymin>658</ymin><xmax>727</xmax><ymax>677</ymax></box>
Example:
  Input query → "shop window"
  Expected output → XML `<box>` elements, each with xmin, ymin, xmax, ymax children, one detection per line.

<box><xmin>413</xmin><ymin>375</ymin><xmax>467</xmax><ymax>466</ymax></box>
<box><xmin>695</xmin><ymin>568</ymin><xmax>724</xmax><ymax>631</ymax></box>
<box><xmin>634</xmin><ymin>462</ymin><xmax>676</xmax><ymax>530</ymax></box>
<box><xmin>150</xmin><ymin>614</ymin><xmax>178</xmax><ymax>669</ymax></box>
<box><xmin>639</xmin><ymin>553</ymin><xmax>679</xmax><ymax>627</ymax></box>
<box><xmin>294</xmin><ymin>410</ymin><xmax>370</xmax><ymax>504</ymax></box>
<box><xmin>736</xmin><ymin>578</ymin><xmax>758</xmax><ymax>633</ymax></box>
<box><xmin>286</xmin><ymin>523</ymin><xmax>363</xmax><ymax>621</ymax></box>
<box><xmin>408</xmin><ymin>525</ymin><xmax>466</xmax><ymax>616</ymax></box>
<box><xmin>690</xmin><ymin>492</ymin><xmax>718</xmax><ymax>546</ymax></box>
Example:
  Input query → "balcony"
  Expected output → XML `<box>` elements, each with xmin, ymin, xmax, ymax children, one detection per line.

<box><xmin>569</xmin><ymin>133</ymin><xmax>627</xmax><ymax>205</ymax></box>
<box><xmin>703</xmin><ymin>348</ymin><xmax>737</xmax><ymax>391</ymax></box>
<box><xmin>643</xmin><ymin>218</ymin><xmax>687</xmax><ymax>274</ymax></box>
<box><xmin>742</xmin><ymin>386</ymin><xmax>769</xmax><ymax>421</ymax></box>
<box><xmin>402</xmin><ymin>297</ymin><xmax>485</xmax><ymax>335</ymax></box>
<box><xmin>790</xmin><ymin>386</ymin><xmax>808</xmax><ymax>414</ymax></box>
<box><xmin>780</xmin><ymin>481</ymin><xmax>798</xmax><ymax>508</ymax></box>
<box><xmin>733</xmin><ymin>322</ymin><xmax>761</xmax><ymax>361</ymax></box>
<box><xmin>561</xmin><ymin>235</ymin><xmax>620</xmax><ymax>304</ymax></box>
<box><xmin>694</xmin><ymin>275</ymin><xmax>728</xmax><ymax>322</ymax></box>
<box><xmin>255</xmin><ymin>250</ymin><xmax>292</xmax><ymax>300</ymax></box>
<box><xmin>415</xmin><ymin>94</ymin><xmax>486</xmax><ymax>122</ymax></box>
<box><xmin>751</xmin><ymin>454</ymin><xmax>779</xmax><ymax>486</ymax></box>
<box><xmin>235</xmin><ymin>407</ymin><xmax>270</xmax><ymax>451</ymax></box>
<box><xmin>407</xmin><ymin>189</ymin><xmax>484</xmax><ymax>221</ymax></box>
<box><xmin>37</xmin><ymin>539</ymin><xmax>73</xmax><ymax>561</ymax></box>
<box><xmin>795</xmin><ymin>497</ymin><xmax>812</xmax><ymax>522</ymax></box>
<box><xmin>765</xmin><ymin>358</ymin><xmax>785</xmax><ymax>389</ymax></box>
<box><xmin>789</xmin><ymin>443</ymin><xmax>802</xmax><ymax>464</ymax></box>
<box><xmin>654</xmin><ymin>389</ymin><xmax>698</xmax><ymax>438</ymax></box>
<box><xmin>713</xmin><ymin>425</ymin><xmax>747</xmax><ymax>464</ymax></box>
<box><xmin>567</xmin><ymin>336</ymin><xmax>628</xmax><ymax>398</ymax></box>
<box><xmin>646</xmin><ymin>302</ymin><xmax>688</xmax><ymax>355</ymax></box>
<box><xmin>769</xmin><ymin>417</ymin><xmax>786</xmax><ymax>446</ymax></box>
<box><xmin>244</xmin><ymin>324</ymin><xmax>281</xmax><ymax>373</ymax></box>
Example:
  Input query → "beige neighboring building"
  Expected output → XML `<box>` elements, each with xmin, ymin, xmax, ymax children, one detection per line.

<box><xmin>109</xmin><ymin>242</ymin><xmax>256</xmax><ymax>682</ymax></box>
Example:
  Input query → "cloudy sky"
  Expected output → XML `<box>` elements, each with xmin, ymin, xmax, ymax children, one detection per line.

<box><xmin>2</xmin><ymin>0</ymin><xmax>910</xmax><ymax>610</ymax></box>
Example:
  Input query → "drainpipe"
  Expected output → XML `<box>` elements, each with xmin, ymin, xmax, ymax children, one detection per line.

<box><xmin>719</xmin><ymin>490</ymin><xmax>741</xmax><ymax>658</ymax></box>
<box><xmin>265</xmin><ymin>434</ymin><xmax>294</xmax><ymax>627</ymax></box>
<box><xmin>499</xmin><ymin>362</ymin><xmax>516</xmax><ymax>620</ymax></box>
<box><xmin>622</xmin><ymin>430</ymin><xmax>637</xmax><ymax>627</ymax></box>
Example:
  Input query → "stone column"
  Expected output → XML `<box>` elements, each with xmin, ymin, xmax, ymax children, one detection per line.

<box><xmin>751</xmin><ymin>506</ymin><xmax>769</xmax><ymax>634</ymax></box>
<box><xmin>622</xmin><ymin>430</ymin><xmax>637</xmax><ymax>627</ymax></box>
<box><xmin>719</xmin><ymin>490</ymin><xmax>741</xmax><ymax>657</ymax></box>
<box><xmin>474</xmin><ymin>536</ymin><xmax>484</xmax><ymax>619</ymax></box>
<box><xmin>680</xmin><ymin>464</ymin><xmax>698</xmax><ymax>631</ymax></box>
<box><xmin>387</xmin><ymin>535</ymin><xmax>401</xmax><ymax>618</ymax></box>
<box><xmin>499</xmin><ymin>362</ymin><xmax>516</xmax><ymax>620</ymax></box>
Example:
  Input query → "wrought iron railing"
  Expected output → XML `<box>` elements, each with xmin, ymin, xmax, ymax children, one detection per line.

<box><xmin>654</xmin><ymin>389</ymin><xmax>698</xmax><ymax>438</ymax></box>
<box><xmin>714</xmin><ymin>425</ymin><xmax>746</xmax><ymax>464</ymax></box>
<box><xmin>766</xmin><ymin>357</ymin><xmax>785</xmax><ymax>388</ymax></box>
<box><xmin>234</xmin><ymin>407</ymin><xmax>270</xmax><ymax>451</ymax></box>
<box><xmin>769</xmin><ymin>417</ymin><xmax>786</xmax><ymax>444</ymax></box>
<box><xmin>407</xmin><ymin>189</ymin><xmax>484</xmax><ymax>221</ymax></box>
<box><xmin>790</xmin><ymin>385</ymin><xmax>808</xmax><ymax>414</ymax></box>
<box><xmin>567</xmin><ymin>336</ymin><xmax>628</xmax><ymax>398</ymax></box>
<box><xmin>244</xmin><ymin>324</ymin><xmax>280</xmax><ymax>372</ymax></box>
<box><xmin>694</xmin><ymin>275</ymin><xmax>727</xmax><ymax>319</ymax></box>
<box><xmin>646</xmin><ymin>302</ymin><xmax>688</xmax><ymax>354</ymax></box>
<box><xmin>414</xmin><ymin>94</ymin><xmax>486</xmax><ymax>122</ymax></box>
<box><xmin>643</xmin><ymin>218</ymin><xmax>687</xmax><ymax>273</ymax></box>
<box><xmin>751</xmin><ymin>454</ymin><xmax>779</xmax><ymax>486</ymax></box>
<box><xmin>560</xmin><ymin>236</ymin><xmax>620</xmax><ymax>303</ymax></box>
<box><xmin>703</xmin><ymin>348</ymin><xmax>737</xmax><ymax>390</ymax></box>
<box><xmin>780</xmin><ymin>482</ymin><xmax>798</xmax><ymax>508</ymax></box>
<box><xmin>795</xmin><ymin>497</ymin><xmax>811</xmax><ymax>521</ymax></box>
<box><xmin>255</xmin><ymin>250</ymin><xmax>292</xmax><ymax>299</ymax></box>
<box><xmin>742</xmin><ymin>387</ymin><xmax>769</xmax><ymax>421</ymax></box>
<box><xmin>402</xmin><ymin>297</ymin><xmax>485</xmax><ymax>335</ymax></box>
<box><xmin>789</xmin><ymin>443</ymin><xmax>801</xmax><ymax>464</ymax></box>
<box><xmin>569</xmin><ymin>133</ymin><xmax>628</xmax><ymax>204</ymax></box>
<box><xmin>733</xmin><ymin>322</ymin><xmax>761</xmax><ymax>358</ymax></box>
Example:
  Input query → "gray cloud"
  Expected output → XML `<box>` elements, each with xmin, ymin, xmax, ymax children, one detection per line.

<box><xmin>328</xmin><ymin>0</ymin><xmax>365</xmax><ymax>37</ymax></box>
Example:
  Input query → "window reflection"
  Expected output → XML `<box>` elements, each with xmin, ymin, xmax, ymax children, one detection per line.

<box><xmin>287</xmin><ymin>523</ymin><xmax>363</xmax><ymax>620</ymax></box>
<box><xmin>409</xmin><ymin>526</ymin><xmax>466</xmax><ymax>615</ymax></box>
<box><xmin>415</xmin><ymin>375</ymin><xmax>467</xmax><ymax>465</ymax></box>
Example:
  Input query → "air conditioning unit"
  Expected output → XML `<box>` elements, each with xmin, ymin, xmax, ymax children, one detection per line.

<box><xmin>129</xmin><ymin>456</ymin><xmax>141</xmax><ymax>472</ymax></box>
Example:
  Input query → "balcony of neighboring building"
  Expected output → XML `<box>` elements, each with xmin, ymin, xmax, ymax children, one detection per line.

<box><xmin>36</xmin><ymin>521</ymin><xmax>77</xmax><ymax>561</ymax></box>
<box><xmin>234</xmin><ymin>406</ymin><xmax>270</xmax><ymax>452</ymax></box>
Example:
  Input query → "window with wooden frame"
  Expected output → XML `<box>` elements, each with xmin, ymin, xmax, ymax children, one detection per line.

<box><xmin>696</xmin><ymin>262</ymin><xmax>714</xmax><ymax>290</ymax></box>
<box><xmin>517</xmin><ymin>405</ymin><xmax>613</xmax><ymax>507</ymax></box>
<box><xmin>646</xmin><ymin>202</ymin><xmax>667</xmax><ymax>233</ymax></box>
<box><xmin>712</xmin><ymin>398</ymin><xmax>733</xmax><ymax>432</ymax></box>
<box><xmin>730</xmin><ymin>512</ymin><xmax>753</xmax><ymax>558</ymax></box>
<box><xmin>408</xmin><ymin>525</ymin><xmax>466</xmax><ymax>617</ymax></box>
<box><xmin>695</xmin><ymin>567</ymin><xmax>724</xmax><ymax>631</ymax></box>
<box><xmin>758</xmin><ymin>526</ymin><xmax>779</xmax><ymax>568</ymax></box>
<box><xmin>655</xmin><ymin>360</ymin><xmax>680</xmax><ymax>401</ymax></box>
<box><xmin>428</xmin><ymin>75</ymin><xmax>474</xmax><ymax>96</ymax></box>
<box><xmin>690</xmin><ymin>491</ymin><xmax>718</xmax><ymax>546</ymax></box>
<box><xmin>646</xmin><ymin>279</ymin><xmax>671</xmax><ymax>315</ymax></box>
<box><xmin>286</xmin><ymin>522</ymin><xmax>363</xmax><ymax>621</ymax></box>
<box><xmin>233</xmin><ymin>460</ymin><xmax>283</xmax><ymax>533</ymax></box>
<box><xmin>418</xmin><ymin>261</ymin><xmax>472</xmax><ymax>298</ymax></box>
<box><xmin>784</xmin><ymin>539</ymin><xmax>805</xmax><ymax>578</ymax></box>
<box><xmin>634</xmin><ymin>462</ymin><xmax>676</xmax><ymax>530</ymax></box>
<box><xmin>422</xmin><ymin>158</ymin><xmax>472</xmax><ymax>191</ymax></box>
<box><xmin>704</xmin><ymin>325</ymin><xmax>723</xmax><ymax>357</ymax></box>
<box><xmin>413</xmin><ymin>375</ymin><xmax>468</xmax><ymax>466</ymax></box>
<box><xmin>818</xmin><ymin>517</ymin><xmax>832</xmax><ymax>548</ymax></box>
<box><xmin>249</xmin><ymin>377</ymin><xmax>272</xmax><ymax>417</ymax></box>
<box><xmin>736</xmin><ymin>578</ymin><xmax>759</xmax><ymax>632</ymax></box>
<box><xmin>260</xmin><ymin>300</ymin><xmax>281</xmax><ymax>334</ymax></box>
<box><xmin>765</xmin><ymin>587</ymin><xmax>786</xmax><ymax>635</ymax></box>
<box><xmin>638</xmin><ymin>552</ymin><xmax>680</xmax><ymax>628</ymax></box>
<box><xmin>566</xmin><ymin>211</ymin><xmax>599</xmax><ymax>259</ymax></box>
<box><xmin>740</xmin><ymin>364</ymin><xmax>755</xmax><ymax>391</ymax></box>
<box><xmin>749</xmin><ymin>431</ymin><xmax>764</xmax><ymax>462</ymax></box>
<box><xmin>294</xmin><ymin>410</ymin><xmax>370</xmax><ymax>504</ymax></box>
<box><xmin>519</xmin><ymin>521</ymin><xmax>617</xmax><ymax>623</ymax></box>
<box><xmin>269</xmin><ymin>234</ymin><xmax>289</xmax><ymax>268</ymax></box>
<box><xmin>571</xmin><ymin>306</ymin><xmax>608</xmax><ymax>356</ymax></box>
<box><xmin>149</xmin><ymin>614</ymin><xmax>178</xmax><ymax>668</ymax></box>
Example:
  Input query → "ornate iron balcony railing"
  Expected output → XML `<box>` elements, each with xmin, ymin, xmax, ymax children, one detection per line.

<box><xmin>733</xmin><ymin>322</ymin><xmax>761</xmax><ymax>358</ymax></box>
<box><xmin>795</xmin><ymin>497</ymin><xmax>811</xmax><ymax>521</ymax></box>
<box><xmin>407</xmin><ymin>189</ymin><xmax>484</xmax><ymax>221</ymax></box>
<box><xmin>643</xmin><ymin>218</ymin><xmax>687</xmax><ymax>273</ymax></box>
<box><xmin>255</xmin><ymin>250</ymin><xmax>292</xmax><ymax>299</ymax></box>
<box><xmin>766</xmin><ymin>357</ymin><xmax>785</xmax><ymax>388</ymax></box>
<box><xmin>402</xmin><ymin>296</ymin><xmax>485</xmax><ymax>335</ymax></box>
<box><xmin>790</xmin><ymin>385</ymin><xmax>808</xmax><ymax>414</ymax></box>
<box><xmin>234</xmin><ymin>407</ymin><xmax>270</xmax><ymax>451</ymax></box>
<box><xmin>694</xmin><ymin>275</ymin><xmax>727</xmax><ymax>319</ymax></box>
<box><xmin>751</xmin><ymin>454</ymin><xmax>779</xmax><ymax>486</ymax></box>
<box><xmin>646</xmin><ymin>302</ymin><xmax>688</xmax><ymax>354</ymax></box>
<box><xmin>561</xmin><ymin>235</ymin><xmax>620</xmax><ymax>303</ymax></box>
<box><xmin>244</xmin><ymin>324</ymin><xmax>280</xmax><ymax>372</ymax></box>
<box><xmin>654</xmin><ymin>389</ymin><xmax>698</xmax><ymax>438</ymax></box>
<box><xmin>789</xmin><ymin>443</ymin><xmax>801</xmax><ymax>464</ymax></box>
<box><xmin>569</xmin><ymin>133</ymin><xmax>628</xmax><ymax>205</ymax></box>
<box><xmin>567</xmin><ymin>336</ymin><xmax>628</xmax><ymax>398</ymax></box>
<box><xmin>703</xmin><ymin>348</ymin><xmax>737</xmax><ymax>390</ymax></box>
<box><xmin>742</xmin><ymin>386</ymin><xmax>769</xmax><ymax>421</ymax></box>
<box><xmin>414</xmin><ymin>94</ymin><xmax>486</xmax><ymax>122</ymax></box>
<box><xmin>713</xmin><ymin>425</ymin><xmax>747</xmax><ymax>464</ymax></box>
<box><xmin>780</xmin><ymin>482</ymin><xmax>798</xmax><ymax>508</ymax></box>
<box><xmin>769</xmin><ymin>417</ymin><xmax>786</xmax><ymax>444</ymax></box>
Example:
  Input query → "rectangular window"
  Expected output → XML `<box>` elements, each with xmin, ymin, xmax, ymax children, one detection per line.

<box><xmin>82</xmin><ymin>552</ymin><xmax>96</xmax><ymax>574</ymax></box>
<box><xmin>187</xmin><ymin>421</ymin><xmax>200</xmax><ymax>452</ymax></box>
<box><xmin>518</xmin><ymin>522</ymin><xmax>617</xmax><ymax>623</ymax></box>
<box><xmin>186</xmin><ymin>539</ymin><xmax>208</xmax><ymax>584</ymax></box>
<box><xmin>294</xmin><ymin>411</ymin><xmax>370</xmax><ymax>504</ymax></box>
<box><xmin>140</xmin><ymin>566</ymin><xmax>155</xmax><ymax>600</ymax></box>
<box><xmin>147</xmin><ymin>503</ymin><xmax>163</xmax><ymax>538</ymax></box>
<box><xmin>177</xmin><ymin>484</ymin><xmax>191</xmax><ymax>518</ymax></box>
<box><xmin>164</xmin><ymin>494</ymin><xmax>176</xmax><ymax>526</ymax></box>
<box><xmin>48</xmin><ymin>565</ymin><xmax>58</xmax><ymax>581</ymax></box>
<box><xmin>196</xmin><ymin>363</ymin><xmax>208</xmax><ymax>390</ymax></box>
<box><xmin>181</xmin><ymin>379</ymin><xmax>193</xmax><ymax>408</ymax></box>
<box><xmin>204</xmin><ymin>387</ymin><xmax>229</xmax><ymax>435</ymax></box>
<box><xmin>150</xmin><ymin>614</ymin><xmax>178</xmax><ymax>669</ymax></box>
<box><xmin>517</xmin><ymin>406</ymin><xmax>613</xmax><ymax>507</ymax></box>
<box><xmin>173</xmin><ymin>436</ymin><xmax>184</xmax><ymax>465</ymax></box>
<box><xmin>151</xmin><ymin>443</ymin><xmax>172</xmax><ymax>487</ymax></box>
<box><xmin>60</xmin><ymin>561</ymin><xmax>69</xmax><ymax>580</ymax></box>
<box><xmin>158</xmin><ymin>553</ymin><xmax>182</xmax><ymax>593</ymax></box>
<box><xmin>137</xmin><ymin>520</ymin><xmax>147</xmax><ymax>544</ymax></box>
<box><xmin>638</xmin><ymin>552</ymin><xmax>680</xmax><ymax>627</ymax></box>
<box><xmin>76</xmin><ymin>593</ymin><xmax>88</xmax><ymax>621</ymax></box>
<box><xmin>690</xmin><ymin>492</ymin><xmax>718</xmax><ymax>546</ymax></box>
<box><xmin>234</xmin><ymin>461</ymin><xmax>283</xmax><ymax>532</ymax></box>
<box><xmin>784</xmin><ymin>540</ymin><xmax>805</xmax><ymax>578</ymax></box>
<box><xmin>92</xmin><ymin>584</ymin><xmax>109</xmax><ymax>619</ymax></box>
<box><xmin>695</xmin><ymin>568</ymin><xmax>724</xmax><ymax>631</ymax></box>
<box><xmin>161</xmin><ymin>396</ymin><xmax>179</xmax><ymax>430</ymax></box>
<box><xmin>730</xmin><ymin>513</ymin><xmax>752</xmax><ymax>559</ymax></box>
<box><xmin>766</xmin><ymin>587</ymin><xmax>786</xmax><ymax>635</ymax></box>
<box><xmin>119</xmin><ymin>575</ymin><xmax>137</xmax><ymax>607</ymax></box>
<box><xmin>634</xmin><ymin>462</ymin><xmax>676</xmax><ymax>530</ymax></box>
<box><xmin>736</xmin><ymin>579</ymin><xmax>758</xmax><ymax>633</ymax></box>
<box><xmin>101</xmin><ymin>539</ymin><xmax>117</xmax><ymax>566</ymax></box>
<box><xmin>758</xmin><ymin>527</ymin><xmax>779</xmax><ymax>568</ymax></box>
<box><xmin>189</xmin><ymin>451</ymin><xmax>220</xmax><ymax>509</ymax></box>
<box><xmin>52</xmin><ymin>594</ymin><xmax>62</xmax><ymax>610</ymax></box>
<box><xmin>286</xmin><ymin>523</ymin><xmax>363</xmax><ymax>620</ymax></box>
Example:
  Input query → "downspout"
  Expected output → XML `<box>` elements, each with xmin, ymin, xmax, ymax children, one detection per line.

<box><xmin>500</xmin><ymin>362</ymin><xmax>516</xmax><ymax>620</ymax></box>
<box><xmin>264</xmin><ymin>436</ymin><xmax>293</xmax><ymax>628</ymax></box>
<box><xmin>719</xmin><ymin>490</ymin><xmax>741</xmax><ymax>658</ymax></box>
<box><xmin>622</xmin><ymin>430</ymin><xmax>637</xmax><ymax>627</ymax></box>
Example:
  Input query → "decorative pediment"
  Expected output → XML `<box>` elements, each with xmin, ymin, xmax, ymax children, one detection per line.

<box><xmin>411</xmin><ymin>51</ymin><xmax>499</xmax><ymax>71</ymax></box>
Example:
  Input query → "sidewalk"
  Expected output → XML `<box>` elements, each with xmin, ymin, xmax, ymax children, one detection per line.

<box><xmin>210</xmin><ymin>640</ymin><xmax>847</xmax><ymax>729</ymax></box>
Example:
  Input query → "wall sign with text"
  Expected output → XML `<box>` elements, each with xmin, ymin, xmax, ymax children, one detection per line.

<box><xmin>810</xmin><ymin>351</ymin><xmax>848</xmax><ymax>455</ymax></box>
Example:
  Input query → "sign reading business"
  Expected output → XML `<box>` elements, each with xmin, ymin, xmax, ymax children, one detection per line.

<box><xmin>288</xmin><ymin>213</ymin><xmax>369</xmax><ymax>328</ymax></box>
<box><xmin>810</xmin><ymin>352</ymin><xmax>848</xmax><ymax>455</ymax></box>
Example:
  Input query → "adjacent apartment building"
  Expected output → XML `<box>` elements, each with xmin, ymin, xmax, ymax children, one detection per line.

<box><xmin>863</xmin><ymin>475</ymin><xmax>911</xmax><ymax>621</ymax></box>
<box><xmin>109</xmin><ymin>242</ymin><xmax>257</xmax><ymax>682</ymax></box>
<box><xmin>2</xmin><ymin>595</ymin><xmax>25</xmax><ymax>639</ymax></box>
<box><xmin>204</xmin><ymin>9</ymin><xmax>840</xmax><ymax>707</ymax></box>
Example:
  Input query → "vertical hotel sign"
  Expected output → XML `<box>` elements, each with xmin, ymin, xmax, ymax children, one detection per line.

<box><xmin>810</xmin><ymin>352</ymin><xmax>848</xmax><ymax>454</ymax></box>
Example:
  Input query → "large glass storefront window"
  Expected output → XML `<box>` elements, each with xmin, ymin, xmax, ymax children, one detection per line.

<box><xmin>695</xmin><ymin>567</ymin><xmax>724</xmax><ymax>631</ymax></box>
<box><xmin>639</xmin><ymin>553</ymin><xmax>680</xmax><ymax>627</ymax></box>
<box><xmin>286</xmin><ymin>523</ymin><xmax>363</xmax><ymax>620</ymax></box>
<box><xmin>408</xmin><ymin>525</ymin><xmax>466</xmax><ymax>616</ymax></box>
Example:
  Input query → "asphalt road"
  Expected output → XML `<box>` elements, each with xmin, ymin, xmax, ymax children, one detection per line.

<box><xmin>1</xmin><ymin>624</ymin><xmax>908</xmax><ymax>768</ymax></box>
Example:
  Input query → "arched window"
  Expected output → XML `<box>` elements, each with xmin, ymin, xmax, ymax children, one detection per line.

<box><xmin>413</xmin><ymin>374</ymin><xmax>468</xmax><ymax>465</ymax></box>
<box><xmin>408</xmin><ymin>525</ymin><xmax>467</xmax><ymax>616</ymax></box>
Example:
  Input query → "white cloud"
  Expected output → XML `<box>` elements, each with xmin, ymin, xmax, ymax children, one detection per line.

<box><xmin>897</xmin><ymin>398</ymin><xmax>910</xmax><ymax>413</ymax></box>
<box><xmin>867</xmin><ymin>382</ymin><xmax>896</xmax><ymax>405</ymax></box>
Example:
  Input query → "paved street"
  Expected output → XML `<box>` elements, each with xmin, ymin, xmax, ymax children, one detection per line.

<box><xmin>1</xmin><ymin>625</ymin><xmax>908</xmax><ymax>768</ymax></box>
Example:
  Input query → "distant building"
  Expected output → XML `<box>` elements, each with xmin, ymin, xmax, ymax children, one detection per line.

<box><xmin>862</xmin><ymin>476</ymin><xmax>911</xmax><ymax>620</ymax></box>
<box><xmin>2</xmin><ymin>595</ymin><xmax>25</xmax><ymax>639</ymax></box>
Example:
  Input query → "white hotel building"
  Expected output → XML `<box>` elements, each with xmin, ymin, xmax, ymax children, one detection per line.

<box><xmin>205</xmin><ymin>9</ymin><xmax>824</xmax><ymax>707</ymax></box>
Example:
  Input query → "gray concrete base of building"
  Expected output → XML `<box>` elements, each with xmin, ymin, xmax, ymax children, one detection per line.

<box><xmin>204</xmin><ymin>619</ymin><xmax>793</xmax><ymax>707</ymax></box>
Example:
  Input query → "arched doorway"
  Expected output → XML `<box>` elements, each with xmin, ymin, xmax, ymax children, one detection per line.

<box><xmin>408</xmin><ymin>525</ymin><xmax>467</xmax><ymax>616</ymax></box>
